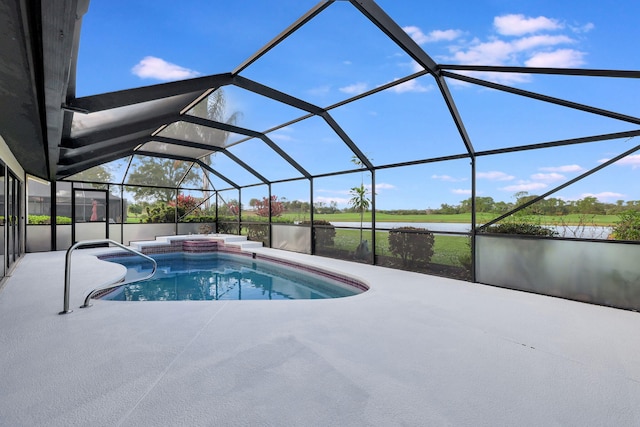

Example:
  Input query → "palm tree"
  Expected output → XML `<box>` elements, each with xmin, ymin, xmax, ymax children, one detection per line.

<box><xmin>188</xmin><ymin>90</ymin><xmax>242</xmax><ymax>210</ymax></box>
<box><xmin>349</xmin><ymin>183</ymin><xmax>370</xmax><ymax>243</ymax></box>
<box><xmin>348</xmin><ymin>154</ymin><xmax>373</xmax><ymax>242</ymax></box>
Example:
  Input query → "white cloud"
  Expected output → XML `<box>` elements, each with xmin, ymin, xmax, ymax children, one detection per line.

<box><xmin>375</xmin><ymin>183</ymin><xmax>396</xmax><ymax>191</ymax></box>
<box><xmin>388</xmin><ymin>79</ymin><xmax>433</xmax><ymax>93</ymax></box>
<box><xmin>477</xmin><ymin>171</ymin><xmax>515</xmax><ymax>181</ymax></box>
<box><xmin>599</xmin><ymin>154</ymin><xmax>640</xmax><ymax>169</ymax></box>
<box><xmin>530</xmin><ymin>172</ymin><xmax>565</xmax><ymax>182</ymax></box>
<box><xmin>307</xmin><ymin>85</ymin><xmax>331</xmax><ymax>97</ymax></box>
<box><xmin>403</xmin><ymin>26</ymin><xmax>463</xmax><ymax>45</ymax></box>
<box><xmin>131</xmin><ymin>56</ymin><xmax>200</xmax><ymax>81</ymax></box>
<box><xmin>449</xmin><ymin>39</ymin><xmax>514</xmax><ymax>65</ymax></box>
<box><xmin>442</xmin><ymin>14</ymin><xmax>589</xmax><ymax>83</ymax></box>
<box><xmin>570</xmin><ymin>22</ymin><xmax>595</xmax><ymax>34</ymax></box>
<box><xmin>453</xmin><ymin>70</ymin><xmax>532</xmax><ymax>86</ymax></box>
<box><xmin>450</xmin><ymin>34</ymin><xmax>576</xmax><ymax>66</ymax></box>
<box><xmin>494</xmin><ymin>14</ymin><xmax>563</xmax><ymax>36</ymax></box>
<box><xmin>268</xmin><ymin>127</ymin><xmax>294</xmax><ymax>142</ymax></box>
<box><xmin>452</xmin><ymin>189</ymin><xmax>472</xmax><ymax>195</ymax></box>
<box><xmin>403</xmin><ymin>26</ymin><xmax>428</xmax><ymax>44</ymax></box>
<box><xmin>432</xmin><ymin>174</ymin><xmax>467</xmax><ymax>182</ymax></box>
<box><xmin>500</xmin><ymin>182</ymin><xmax>548</xmax><ymax>192</ymax></box>
<box><xmin>525</xmin><ymin>49</ymin><xmax>586</xmax><ymax>68</ymax></box>
<box><xmin>339</xmin><ymin>82</ymin><xmax>369</xmax><ymax>95</ymax></box>
<box><xmin>400</xmin><ymin>59</ymin><xmax>426</xmax><ymax>74</ymax></box>
<box><xmin>363</xmin><ymin>183</ymin><xmax>396</xmax><ymax>193</ymax></box>
<box><xmin>513</xmin><ymin>34</ymin><xmax>575</xmax><ymax>51</ymax></box>
<box><xmin>539</xmin><ymin>164</ymin><xmax>583</xmax><ymax>173</ymax></box>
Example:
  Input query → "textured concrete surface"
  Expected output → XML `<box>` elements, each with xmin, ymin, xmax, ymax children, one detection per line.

<box><xmin>1</xmin><ymin>245</ymin><xmax>639</xmax><ymax>426</ymax></box>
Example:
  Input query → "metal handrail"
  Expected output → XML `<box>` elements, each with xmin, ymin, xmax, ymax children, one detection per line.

<box><xmin>60</xmin><ymin>239</ymin><xmax>157</xmax><ymax>315</ymax></box>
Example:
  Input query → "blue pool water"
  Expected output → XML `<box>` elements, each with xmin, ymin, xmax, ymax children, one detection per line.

<box><xmin>100</xmin><ymin>253</ymin><xmax>363</xmax><ymax>301</ymax></box>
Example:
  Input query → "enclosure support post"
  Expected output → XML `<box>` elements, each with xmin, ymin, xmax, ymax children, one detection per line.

<box><xmin>371</xmin><ymin>169</ymin><xmax>376</xmax><ymax>265</ymax></box>
<box><xmin>310</xmin><ymin>178</ymin><xmax>315</xmax><ymax>255</ymax></box>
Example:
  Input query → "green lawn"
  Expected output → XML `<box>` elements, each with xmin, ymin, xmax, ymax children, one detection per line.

<box><xmin>328</xmin><ymin>228</ymin><xmax>469</xmax><ymax>267</ymax></box>
<box><xmin>280</xmin><ymin>211</ymin><xmax>620</xmax><ymax>226</ymax></box>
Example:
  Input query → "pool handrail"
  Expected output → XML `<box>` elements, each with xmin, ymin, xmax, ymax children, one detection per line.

<box><xmin>60</xmin><ymin>239</ymin><xmax>157</xmax><ymax>314</ymax></box>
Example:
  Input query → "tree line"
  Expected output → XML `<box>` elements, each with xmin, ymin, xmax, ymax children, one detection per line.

<box><xmin>431</xmin><ymin>192</ymin><xmax>640</xmax><ymax>216</ymax></box>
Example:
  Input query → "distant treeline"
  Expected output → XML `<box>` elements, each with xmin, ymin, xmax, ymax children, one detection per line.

<box><xmin>430</xmin><ymin>193</ymin><xmax>640</xmax><ymax>216</ymax></box>
<box><xmin>237</xmin><ymin>193</ymin><xmax>640</xmax><ymax>216</ymax></box>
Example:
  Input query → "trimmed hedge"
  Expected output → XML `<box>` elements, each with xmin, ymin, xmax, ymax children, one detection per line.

<box><xmin>480</xmin><ymin>222</ymin><xmax>558</xmax><ymax>237</ymax></box>
<box><xmin>28</xmin><ymin>215</ymin><xmax>72</xmax><ymax>225</ymax></box>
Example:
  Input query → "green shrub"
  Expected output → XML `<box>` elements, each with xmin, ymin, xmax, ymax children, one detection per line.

<box><xmin>300</xmin><ymin>220</ymin><xmax>336</xmax><ymax>247</ymax></box>
<box><xmin>243</xmin><ymin>217</ymin><xmax>293</xmax><ymax>243</ymax></box>
<box><xmin>28</xmin><ymin>215</ymin><xmax>72</xmax><ymax>225</ymax></box>
<box><xmin>144</xmin><ymin>203</ymin><xmax>174</xmax><ymax>223</ymax></box>
<box><xmin>611</xmin><ymin>210</ymin><xmax>640</xmax><ymax>240</ymax></box>
<box><xmin>217</xmin><ymin>221</ymin><xmax>238</xmax><ymax>235</ymax></box>
<box><xmin>388</xmin><ymin>227</ymin><xmax>435</xmax><ymax>267</ymax></box>
<box><xmin>480</xmin><ymin>222</ymin><xmax>558</xmax><ymax>237</ymax></box>
<box><xmin>244</xmin><ymin>223</ymin><xmax>269</xmax><ymax>243</ymax></box>
<box><xmin>199</xmin><ymin>224</ymin><xmax>214</xmax><ymax>234</ymax></box>
<box><xmin>56</xmin><ymin>216</ymin><xmax>72</xmax><ymax>225</ymax></box>
<box><xmin>28</xmin><ymin>215</ymin><xmax>51</xmax><ymax>224</ymax></box>
<box><xmin>180</xmin><ymin>215</ymin><xmax>216</xmax><ymax>223</ymax></box>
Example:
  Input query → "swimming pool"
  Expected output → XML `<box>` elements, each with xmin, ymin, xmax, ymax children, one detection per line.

<box><xmin>99</xmin><ymin>252</ymin><xmax>366</xmax><ymax>301</ymax></box>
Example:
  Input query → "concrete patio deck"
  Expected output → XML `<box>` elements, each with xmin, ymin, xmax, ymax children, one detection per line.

<box><xmin>1</xmin><ymin>242</ymin><xmax>639</xmax><ymax>426</ymax></box>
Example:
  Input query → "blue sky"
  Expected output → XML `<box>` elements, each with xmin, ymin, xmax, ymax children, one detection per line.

<box><xmin>76</xmin><ymin>0</ymin><xmax>640</xmax><ymax>210</ymax></box>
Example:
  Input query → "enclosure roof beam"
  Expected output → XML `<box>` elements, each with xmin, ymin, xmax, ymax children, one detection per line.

<box><xmin>477</xmin><ymin>142</ymin><xmax>640</xmax><ymax>230</ymax></box>
<box><xmin>232</xmin><ymin>75</ymin><xmax>325</xmax><ymax>115</ymax></box>
<box><xmin>233</xmin><ymin>0</ymin><xmax>334</xmax><ymax>76</ymax></box>
<box><xmin>151</xmin><ymin>135</ymin><xmax>225</xmax><ymax>153</ymax></box>
<box><xmin>442</xmin><ymin>70</ymin><xmax>640</xmax><ymax>126</ymax></box>
<box><xmin>260</xmin><ymin>135</ymin><xmax>311</xmax><ymax>179</ymax></box>
<box><xmin>62</xmin><ymin>112</ymin><xmax>181</xmax><ymax>148</ymax></box>
<box><xmin>180</xmin><ymin>114</ymin><xmax>263</xmax><ymax>138</ymax></box>
<box><xmin>58</xmin><ymin>136</ymin><xmax>150</xmax><ymax>166</ymax></box>
<box><xmin>194</xmin><ymin>159</ymin><xmax>240</xmax><ymax>190</ymax></box>
<box><xmin>56</xmin><ymin>145</ymin><xmax>143</xmax><ymax>179</ymax></box>
<box><xmin>439</xmin><ymin>64</ymin><xmax>640</xmax><ymax>79</ymax></box>
<box><xmin>219</xmin><ymin>150</ymin><xmax>270</xmax><ymax>185</ymax></box>
<box><xmin>321</xmin><ymin>112</ymin><xmax>375</xmax><ymax>170</ymax></box>
<box><xmin>133</xmin><ymin>151</ymin><xmax>240</xmax><ymax>189</ymax></box>
<box><xmin>349</xmin><ymin>0</ymin><xmax>438</xmax><ymax>75</ymax></box>
<box><xmin>150</xmin><ymin>136</ymin><xmax>269</xmax><ymax>184</ymax></box>
<box><xmin>180</xmin><ymin>115</ymin><xmax>312</xmax><ymax>179</ymax></box>
<box><xmin>476</xmin><ymin>129</ymin><xmax>640</xmax><ymax>157</ymax></box>
<box><xmin>151</xmin><ymin>135</ymin><xmax>269</xmax><ymax>184</ymax></box>
<box><xmin>436</xmin><ymin>76</ymin><xmax>475</xmax><ymax>157</ymax></box>
<box><xmin>65</xmin><ymin>73</ymin><xmax>234</xmax><ymax>112</ymax></box>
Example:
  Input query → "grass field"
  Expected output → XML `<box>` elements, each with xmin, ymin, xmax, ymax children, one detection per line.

<box><xmin>327</xmin><ymin>228</ymin><xmax>469</xmax><ymax>267</ymax></box>
<box><xmin>282</xmin><ymin>212</ymin><xmax>620</xmax><ymax>226</ymax></box>
<box><xmin>128</xmin><ymin>209</ymin><xmax>621</xmax><ymax>226</ymax></box>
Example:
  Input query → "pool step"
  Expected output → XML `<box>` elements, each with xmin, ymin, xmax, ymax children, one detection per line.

<box><xmin>129</xmin><ymin>234</ymin><xmax>263</xmax><ymax>255</ymax></box>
